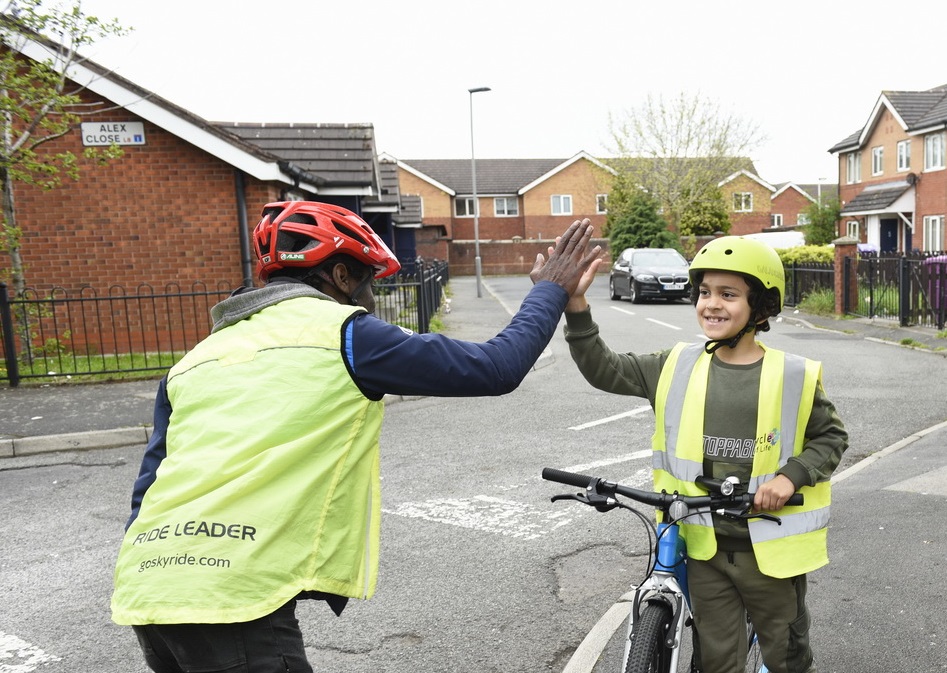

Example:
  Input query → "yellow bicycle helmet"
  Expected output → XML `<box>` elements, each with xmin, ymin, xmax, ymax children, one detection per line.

<box><xmin>689</xmin><ymin>236</ymin><xmax>785</xmax><ymax>313</ymax></box>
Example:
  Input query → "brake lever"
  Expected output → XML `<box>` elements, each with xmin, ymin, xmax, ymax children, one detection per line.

<box><xmin>551</xmin><ymin>491</ymin><xmax>619</xmax><ymax>512</ymax></box>
<box><xmin>716</xmin><ymin>506</ymin><xmax>782</xmax><ymax>525</ymax></box>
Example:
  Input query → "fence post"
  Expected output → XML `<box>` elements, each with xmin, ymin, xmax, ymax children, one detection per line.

<box><xmin>899</xmin><ymin>256</ymin><xmax>911</xmax><ymax>327</ymax></box>
<box><xmin>832</xmin><ymin>236</ymin><xmax>859</xmax><ymax>317</ymax></box>
<box><xmin>0</xmin><ymin>282</ymin><xmax>20</xmax><ymax>387</ymax></box>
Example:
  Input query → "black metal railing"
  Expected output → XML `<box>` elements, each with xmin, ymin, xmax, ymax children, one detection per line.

<box><xmin>0</xmin><ymin>259</ymin><xmax>450</xmax><ymax>387</ymax></box>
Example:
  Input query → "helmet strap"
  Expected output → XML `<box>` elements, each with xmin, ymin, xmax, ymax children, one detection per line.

<box><xmin>313</xmin><ymin>267</ymin><xmax>373</xmax><ymax>307</ymax></box>
<box><xmin>703</xmin><ymin>321</ymin><xmax>757</xmax><ymax>355</ymax></box>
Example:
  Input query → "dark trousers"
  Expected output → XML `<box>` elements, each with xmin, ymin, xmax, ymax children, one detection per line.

<box><xmin>132</xmin><ymin>599</ymin><xmax>313</xmax><ymax>673</ymax></box>
<box><xmin>688</xmin><ymin>550</ymin><xmax>815</xmax><ymax>673</ymax></box>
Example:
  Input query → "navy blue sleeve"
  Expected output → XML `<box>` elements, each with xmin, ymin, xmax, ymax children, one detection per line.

<box><xmin>348</xmin><ymin>280</ymin><xmax>568</xmax><ymax>397</ymax></box>
<box><xmin>126</xmin><ymin>375</ymin><xmax>172</xmax><ymax>529</ymax></box>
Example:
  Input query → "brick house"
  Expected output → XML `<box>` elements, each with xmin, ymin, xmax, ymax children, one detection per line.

<box><xmin>769</xmin><ymin>181</ymin><xmax>840</xmax><ymax>230</ymax></box>
<box><xmin>388</xmin><ymin>152</ymin><xmax>616</xmax><ymax>273</ymax></box>
<box><xmin>716</xmin><ymin>169</ymin><xmax>776</xmax><ymax>236</ymax></box>
<box><xmin>4</xmin><ymin>33</ymin><xmax>416</xmax><ymax>296</ymax></box>
<box><xmin>829</xmin><ymin>84</ymin><xmax>947</xmax><ymax>253</ymax></box>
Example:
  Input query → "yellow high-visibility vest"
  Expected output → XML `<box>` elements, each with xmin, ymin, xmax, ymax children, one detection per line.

<box><xmin>112</xmin><ymin>297</ymin><xmax>383</xmax><ymax>624</ymax></box>
<box><xmin>653</xmin><ymin>342</ymin><xmax>831</xmax><ymax>578</ymax></box>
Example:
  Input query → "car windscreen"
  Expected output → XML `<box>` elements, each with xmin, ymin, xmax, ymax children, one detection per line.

<box><xmin>633</xmin><ymin>251</ymin><xmax>686</xmax><ymax>267</ymax></box>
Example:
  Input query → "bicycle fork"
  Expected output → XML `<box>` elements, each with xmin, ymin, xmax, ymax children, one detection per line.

<box><xmin>622</xmin><ymin>522</ymin><xmax>692</xmax><ymax>670</ymax></box>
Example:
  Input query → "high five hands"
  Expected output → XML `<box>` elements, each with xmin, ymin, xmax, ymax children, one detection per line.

<box><xmin>529</xmin><ymin>219</ymin><xmax>604</xmax><ymax>300</ymax></box>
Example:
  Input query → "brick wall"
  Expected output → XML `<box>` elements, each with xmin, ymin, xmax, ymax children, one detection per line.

<box><xmin>448</xmin><ymin>238</ymin><xmax>611</xmax><ymax>276</ymax></box>
<box><xmin>7</xmin><ymin>97</ymin><xmax>280</xmax><ymax>295</ymax></box>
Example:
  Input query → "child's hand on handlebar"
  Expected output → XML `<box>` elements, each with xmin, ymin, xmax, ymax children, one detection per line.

<box><xmin>753</xmin><ymin>474</ymin><xmax>797</xmax><ymax>512</ymax></box>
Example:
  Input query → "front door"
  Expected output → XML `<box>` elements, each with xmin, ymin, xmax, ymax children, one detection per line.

<box><xmin>880</xmin><ymin>218</ymin><xmax>899</xmax><ymax>253</ymax></box>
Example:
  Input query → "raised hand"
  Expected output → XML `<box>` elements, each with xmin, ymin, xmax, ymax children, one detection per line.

<box><xmin>529</xmin><ymin>219</ymin><xmax>603</xmax><ymax>297</ymax></box>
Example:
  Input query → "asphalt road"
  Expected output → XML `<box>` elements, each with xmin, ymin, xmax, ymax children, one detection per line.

<box><xmin>1</xmin><ymin>275</ymin><xmax>945</xmax><ymax>672</ymax></box>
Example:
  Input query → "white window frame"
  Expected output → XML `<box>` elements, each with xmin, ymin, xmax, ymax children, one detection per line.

<box><xmin>770</xmin><ymin>213</ymin><xmax>783</xmax><ymax>228</ymax></box>
<box><xmin>596</xmin><ymin>194</ymin><xmax>608</xmax><ymax>214</ymax></box>
<box><xmin>846</xmin><ymin>220</ymin><xmax>859</xmax><ymax>238</ymax></box>
<box><xmin>551</xmin><ymin>194</ymin><xmax>573</xmax><ymax>216</ymax></box>
<box><xmin>733</xmin><ymin>192</ymin><xmax>753</xmax><ymax>212</ymax></box>
<box><xmin>847</xmin><ymin>151</ymin><xmax>862</xmax><ymax>184</ymax></box>
<box><xmin>923</xmin><ymin>215</ymin><xmax>944</xmax><ymax>251</ymax></box>
<box><xmin>871</xmin><ymin>146</ymin><xmax>884</xmax><ymax>176</ymax></box>
<box><xmin>897</xmin><ymin>140</ymin><xmax>911</xmax><ymax>171</ymax></box>
<box><xmin>493</xmin><ymin>196</ymin><xmax>518</xmax><ymax>217</ymax></box>
<box><xmin>455</xmin><ymin>197</ymin><xmax>476</xmax><ymax>218</ymax></box>
<box><xmin>925</xmin><ymin>132</ymin><xmax>945</xmax><ymax>171</ymax></box>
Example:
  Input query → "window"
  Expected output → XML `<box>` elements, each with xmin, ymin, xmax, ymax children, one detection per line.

<box><xmin>733</xmin><ymin>192</ymin><xmax>752</xmax><ymax>212</ymax></box>
<box><xmin>846</xmin><ymin>220</ymin><xmax>859</xmax><ymax>238</ymax></box>
<box><xmin>925</xmin><ymin>132</ymin><xmax>945</xmax><ymax>170</ymax></box>
<box><xmin>897</xmin><ymin>140</ymin><xmax>911</xmax><ymax>171</ymax></box>
<box><xmin>551</xmin><ymin>194</ymin><xmax>572</xmax><ymax>215</ymax></box>
<box><xmin>847</xmin><ymin>151</ymin><xmax>862</xmax><ymax>183</ymax></box>
<box><xmin>871</xmin><ymin>146</ymin><xmax>884</xmax><ymax>175</ymax></box>
<box><xmin>770</xmin><ymin>213</ymin><xmax>783</xmax><ymax>228</ymax></box>
<box><xmin>596</xmin><ymin>194</ymin><xmax>608</xmax><ymax>214</ymax></box>
<box><xmin>455</xmin><ymin>197</ymin><xmax>476</xmax><ymax>217</ymax></box>
<box><xmin>923</xmin><ymin>215</ymin><xmax>944</xmax><ymax>251</ymax></box>
<box><xmin>797</xmin><ymin>213</ymin><xmax>811</xmax><ymax>226</ymax></box>
<box><xmin>494</xmin><ymin>196</ymin><xmax>518</xmax><ymax>216</ymax></box>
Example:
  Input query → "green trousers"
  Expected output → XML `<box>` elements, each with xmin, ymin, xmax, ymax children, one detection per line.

<box><xmin>688</xmin><ymin>549</ymin><xmax>815</xmax><ymax>673</ymax></box>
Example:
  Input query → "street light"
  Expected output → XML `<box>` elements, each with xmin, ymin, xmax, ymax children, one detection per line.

<box><xmin>468</xmin><ymin>86</ymin><xmax>491</xmax><ymax>298</ymax></box>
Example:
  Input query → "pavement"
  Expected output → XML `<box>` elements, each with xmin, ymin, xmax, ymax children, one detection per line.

<box><xmin>1</xmin><ymin>275</ymin><xmax>945</xmax><ymax>458</ymax></box>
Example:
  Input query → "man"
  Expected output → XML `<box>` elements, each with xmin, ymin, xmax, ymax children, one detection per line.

<box><xmin>112</xmin><ymin>200</ymin><xmax>602</xmax><ymax>672</ymax></box>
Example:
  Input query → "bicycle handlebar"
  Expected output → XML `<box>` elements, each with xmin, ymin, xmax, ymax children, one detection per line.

<box><xmin>541</xmin><ymin>466</ymin><xmax>804</xmax><ymax>509</ymax></box>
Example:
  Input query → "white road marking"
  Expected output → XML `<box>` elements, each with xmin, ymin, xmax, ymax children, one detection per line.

<box><xmin>646</xmin><ymin>318</ymin><xmax>681</xmax><ymax>330</ymax></box>
<box><xmin>563</xmin><ymin>450</ymin><xmax>652</xmax><ymax>474</ymax></box>
<box><xmin>384</xmin><ymin>495</ymin><xmax>573</xmax><ymax>540</ymax></box>
<box><xmin>609</xmin><ymin>306</ymin><xmax>636</xmax><ymax>316</ymax></box>
<box><xmin>569</xmin><ymin>406</ymin><xmax>651</xmax><ymax>430</ymax></box>
<box><xmin>0</xmin><ymin>631</ymin><xmax>61</xmax><ymax>673</ymax></box>
<box><xmin>385</xmin><ymin>453</ymin><xmax>655</xmax><ymax>538</ymax></box>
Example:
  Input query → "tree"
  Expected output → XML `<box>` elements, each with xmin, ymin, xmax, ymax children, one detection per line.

<box><xmin>801</xmin><ymin>198</ymin><xmax>841</xmax><ymax>246</ymax></box>
<box><xmin>609</xmin><ymin>91</ymin><xmax>764</xmax><ymax>233</ymax></box>
<box><xmin>604</xmin><ymin>176</ymin><xmax>678</xmax><ymax>254</ymax></box>
<box><xmin>0</xmin><ymin>0</ymin><xmax>126</xmax><ymax>297</ymax></box>
<box><xmin>678</xmin><ymin>186</ymin><xmax>730</xmax><ymax>237</ymax></box>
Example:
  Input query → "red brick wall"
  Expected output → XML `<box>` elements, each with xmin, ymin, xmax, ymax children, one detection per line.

<box><xmin>771</xmin><ymin>188</ymin><xmax>814</xmax><ymax>228</ymax></box>
<box><xmin>448</xmin><ymin>238</ymin><xmax>611</xmax><ymax>276</ymax></box>
<box><xmin>7</xmin><ymin>100</ymin><xmax>280</xmax><ymax>295</ymax></box>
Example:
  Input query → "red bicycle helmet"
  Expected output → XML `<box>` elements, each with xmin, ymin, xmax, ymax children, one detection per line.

<box><xmin>253</xmin><ymin>201</ymin><xmax>401</xmax><ymax>281</ymax></box>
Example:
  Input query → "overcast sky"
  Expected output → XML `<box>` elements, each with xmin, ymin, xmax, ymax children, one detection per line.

<box><xmin>73</xmin><ymin>0</ymin><xmax>947</xmax><ymax>186</ymax></box>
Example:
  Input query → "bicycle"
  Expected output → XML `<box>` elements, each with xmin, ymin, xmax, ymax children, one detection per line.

<box><xmin>541</xmin><ymin>467</ymin><xmax>803</xmax><ymax>673</ymax></box>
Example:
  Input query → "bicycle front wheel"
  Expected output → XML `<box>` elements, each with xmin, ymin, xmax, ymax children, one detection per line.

<box><xmin>624</xmin><ymin>602</ymin><xmax>674</xmax><ymax>673</ymax></box>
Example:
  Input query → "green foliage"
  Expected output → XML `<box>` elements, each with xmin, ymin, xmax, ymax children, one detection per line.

<box><xmin>678</xmin><ymin>187</ymin><xmax>730</xmax><ymax>237</ymax></box>
<box><xmin>796</xmin><ymin>288</ymin><xmax>835</xmax><ymax>316</ymax></box>
<box><xmin>801</xmin><ymin>199</ymin><xmax>841</xmax><ymax>246</ymax></box>
<box><xmin>604</xmin><ymin>179</ymin><xmax>678</xmax><ymax>256</ymax></box>
<box><xmin>777</xmin><ymin>245</ymin><xmax>834</xmax><ymax>266</ymax></box>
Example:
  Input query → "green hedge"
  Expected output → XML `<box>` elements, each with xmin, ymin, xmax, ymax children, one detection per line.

<box><xmin>776</xmin><ymin>245</ymin><xmax>834</xmax><ymax>265</ymax></box>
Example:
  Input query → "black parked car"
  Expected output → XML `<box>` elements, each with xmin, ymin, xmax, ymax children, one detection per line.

<box><xmin>609</xmin><ymin>247</ymin><xmax>691</xmax><ymax>303</ymax></box>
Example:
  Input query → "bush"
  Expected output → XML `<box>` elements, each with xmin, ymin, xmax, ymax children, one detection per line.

<box><xmin>777</xmin><ymin>245</ymin><xmax>834</xmax><ymax>265</ymax></box>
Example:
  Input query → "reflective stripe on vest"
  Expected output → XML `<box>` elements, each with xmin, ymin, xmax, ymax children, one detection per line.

<box><xmin>652</xmin><ymin>342</ymin><xmax>831</xmax><ymax>578</ymax></box>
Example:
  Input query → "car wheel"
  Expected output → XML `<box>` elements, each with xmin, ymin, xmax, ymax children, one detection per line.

<box><xmin>609</xmin><ymin>278</ymin><xmax>621</xmax><ymax>301</ymax></box>
<box><xmin>629</xmin><ymin>281</ymin><xmax>642</xmax><ymax>304</ymax></box>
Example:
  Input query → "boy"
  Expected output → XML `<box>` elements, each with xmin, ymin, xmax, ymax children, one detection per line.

<box><xmin>563</xmin><ymin>236</ymin><xmax>847</xmax><ymax>673</ymax></box>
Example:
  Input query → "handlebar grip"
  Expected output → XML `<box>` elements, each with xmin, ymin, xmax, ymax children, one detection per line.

<box><xmin>541</xmin><ymin>467</ymin><xmax>596</xmax><ymax>489</ymax></box>
<box><xmin>787</xmin><ymin>493</ymin><xmax>804</xmax><ymax>506</ymax></box>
